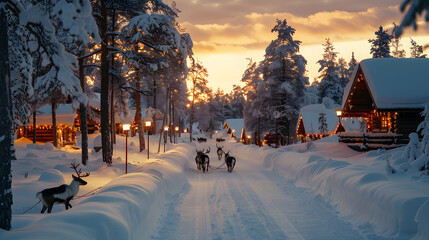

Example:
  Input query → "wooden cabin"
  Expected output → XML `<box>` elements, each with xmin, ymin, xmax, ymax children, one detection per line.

<box><xmin>340</xmin><ymin>58</ymin><xmax>429</xmax><ymax>150</ymax></box>
<box><xmin>296</xmin><ymin>104</ymin><xmax>340</xmax><ymax>142</ymax></box>
<box><xmin>223</xmin><ymin>119</ymin><xmax>246</xmax><ymax>142</ymax></box>
<box><xmin>18</xmin><ymin>95</ymin><xmax>101</xmax><ymax>147</ymax></box>
<box><xmin>21</xmin><ymin>104</ymin><xmax>77</xmax><ymax>146</ymax></box>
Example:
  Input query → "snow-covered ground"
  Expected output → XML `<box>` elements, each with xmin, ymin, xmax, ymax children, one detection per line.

<box><xmin>1</xmin><ymin>132</ymin><xmax>428</xmax><ymax>239</ymax></box>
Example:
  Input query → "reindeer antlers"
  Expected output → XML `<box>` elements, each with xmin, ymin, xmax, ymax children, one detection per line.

<box><xmin>70</xmin><ymin>163</ymin><xmax>90</xmax><ymax>178</ymax></box>
<box><xmin>205</xmin><ymin>147</ymin><xmax>210</xmax><ymax>154</ymax></box>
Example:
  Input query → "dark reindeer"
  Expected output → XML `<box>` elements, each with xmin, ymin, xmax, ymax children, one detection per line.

<box><xmin>195</xmin><ymin>148</ymin><xmax>210</xmax><ymax>172</ymax></box>
<box><xmin>224</xmin><ymin>151</ymin><xmax>236</xmax><ymax>173</ymax></box>
<box><xmin>36</xmin><ymin>163</ymin><xmax>90</xmax><ymax>214</ymax></box>
<box><xmin>216</xmin><ymin>143</ymin><xmax>224</xmax><ymax>161</ymax></box>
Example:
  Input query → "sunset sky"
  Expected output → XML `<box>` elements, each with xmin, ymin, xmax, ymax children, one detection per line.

<box><xmin>172</xmin><ymin>0</ymin><xmax>429</xmax><ymax>93</ymax></box>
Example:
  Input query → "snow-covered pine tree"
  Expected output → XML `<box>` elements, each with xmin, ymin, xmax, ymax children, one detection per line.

<box><xmin>318</xmin><ymin>112</ymin><xmax>328</xmax><ymax>135</ymax></box>
<box><xmin>347</xmin><ymin>52</ymin><xmax>358</xmax><ymax>78</ymax></box>
<box><xmin>337</xmin><ymin>57</ymin><xmax>349</xmax><ymax>88</ymax></box>
<box><xmin>1</xmin><ymin>0</ymin><xmax>99</xmax><ymax>229</ymax></box>
<box><xmin>230</xmin><ymin>85</ymin><xmax>245</xmax><ymax>118</ymax></box>
<box><xmin>7</xmin><ymin>13</ymin><xmax>32</xmax><ymax>133</ymax></box>
<box><xmin>418</xmin><ymin>105</ymin><xmax>429</xmax><ymax>156</ymax></box>
<box><xmin>317</xmin><ymin>38</ymin><xmax>343</xmax><ymax>105</ymax></box>
<box><xmin>118</xmin><ymin>0</ymin><xmax>190</xmax><ymax>150</ymax></box>
<box><xmin>303</xmin><ymin>83</ymin><xmax>319</xmax><ymax>106</ymax></box>
<box><xmin>186</xmin><ymin>58</ymin><xmax>209</xmax><ymax>142</ymax></box>
<box><xmin>242</xmin><ymin>58</ymin><xmax>262</xmax><ymax>136</ymax></box>
<box><xmin>391</xmin><ymin>23</ymin><xmax>405</xmax><ymax>58</ymax></box>
<box><xmin>391</xmin><ymin>23</ymin><xmax>406</xmax><ymax>58</ymax></box>
<box><xmin>410</xmin><ymin>38</ymin><xmax>427</xmax><ymax>58</ymax></box>
<box><xmin>256</xmin><ymin>19</ymin><xmax>308</xmax><ymax>143</ymax></box>
<box><xmin>368</xmin><ymin>26</ymin><xmax>393</xmax><ymax>58</ymax></box>
<box><xmin>402</xmin><ymin>132</ymin><xmax>421</xmax><ymax>163</ymax></box>
<box><xmin>396</xmin><ymin>0</ymin><xmax>429</xmax><ymax>37</ymax></box>
<box><xmin>197</xmin><ymin>88</ymin><xmax>222</xmax><ymax>138</ymax></box>
<box><xmin>414</xmin><ymin>105</ymin><xmax>429</xmax><ymax>173</ymax></box>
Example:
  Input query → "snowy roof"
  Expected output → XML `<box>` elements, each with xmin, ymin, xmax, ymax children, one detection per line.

<box><xmin>298</xmin><ymin>104</ymin><xmax>338</xmax><ymax>135</ymax></box>
<box><xmin>224</xmin><ymin>119</ymin><xmax>244</xmax><ymax>139</ymax></box>
<box><xmin>29</xmin><ymin>104</ymin><xmax>77</xmax><ymax>126</ymax></box>
<box><xmin>342</xmin><ymin>58</ymin><xmax>429</xmax><ymax>110</ymax></box>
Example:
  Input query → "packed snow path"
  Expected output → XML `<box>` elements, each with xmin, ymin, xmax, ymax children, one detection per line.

<box><xmin>154</xmin><ymin>142</ymin><xmax>366</xmax><ymax>240</ymax></box>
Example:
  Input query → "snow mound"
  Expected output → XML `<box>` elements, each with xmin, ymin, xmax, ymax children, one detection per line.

<box><xmin>38</xmin><ymin>169</ymin><xmax>65</xmax><ymax>183</ymax></box>
<box><xmin>26</xmin><ymin>142</ymin><xmax>54</xmax><ymax>151</ymax></box>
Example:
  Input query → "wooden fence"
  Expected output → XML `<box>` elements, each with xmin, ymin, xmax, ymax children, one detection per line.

<box><xmin>338</xmin><ymin>133</ymin><xmax>409</xmax><ymax>152</ymax></box>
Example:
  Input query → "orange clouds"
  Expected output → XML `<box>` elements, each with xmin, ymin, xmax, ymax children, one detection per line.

<box><xmin>180</xmin><ymin>5</ymin><xmax>429</xmax><ymax>54</ymax></box>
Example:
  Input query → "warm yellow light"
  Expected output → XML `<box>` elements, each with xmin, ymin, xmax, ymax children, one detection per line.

<box><xmin>123</xmin><ymin>124</ymin><xmax>131</xmax><ymax>131</ymax></box>
<box><xmin>247</xmin><ymin>135</ymin><xmax>251</xmax><ymax>139</ymax></box>
<box><xmin>184</xmin><ymin>129</ymin><xmax>188</xmax><ymax>133</ymax></box>
<box><xmin>164</xmin><ymin>126</ymin><xmax>169</xmax><ymax>132</ymax></box>
<box><xmin>335</xmin><ymin>109</ymin><xmax>342</xmax><ymax>117</ymax></box>
<box><xmin>175</xmin><ymin>127</ymin><xmax>179</xmax><ymax>132</ymax></box>
<box><xmin>145</xmin><ymin>121</ymin><xmax>152</xmax><ymax>127</ymax></box>
<box><xmin>232</xmin><ymin>129</ymin><xmax>236</xmax><ymax>133</ymax></box>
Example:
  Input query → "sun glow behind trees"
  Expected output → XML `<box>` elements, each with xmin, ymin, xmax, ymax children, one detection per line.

<box><xmin>194</xmin><ymin>34</ymin><xmax>429</xmax><ymax>92</ymax></box>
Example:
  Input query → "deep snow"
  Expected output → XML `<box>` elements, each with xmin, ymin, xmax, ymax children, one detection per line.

<box><xmin>1</xmin><ymin>132</ymin><xmax>428</xmax><ymax>239</ymax></box>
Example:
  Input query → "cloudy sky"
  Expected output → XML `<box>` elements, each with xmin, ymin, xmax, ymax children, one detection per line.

<box><xmin>171</xmin><ymin>0</ymin><xmax>429</xmax><ymax>92</ymax></box>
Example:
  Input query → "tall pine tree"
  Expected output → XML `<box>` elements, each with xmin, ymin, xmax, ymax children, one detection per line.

<box><xmin>369</xmin><ymin>26</ymin><xmax>393</xmax><ymax>58</ymax></box>
<box><xmin>317</xmin><ymin>38</ymin><xmax>343</xmax><ymax>105</ymax></box>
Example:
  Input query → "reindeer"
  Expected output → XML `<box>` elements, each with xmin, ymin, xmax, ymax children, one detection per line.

<box><xmin>224</xmin><ymin>151</ymin><xmax>236</xmax><ymax>173</ymax></box>
<box><xmin>216</xmin><ymin>143</ymin><xmax>224</xmax><ymax>161</ymax></box>
<box><xmin>36</xmin><ymin>163</ymin><xmax>90</xmax><ymax>214</ymax></box>
<box><xmin>195</xmin><ymin>148</ymin><xmax>210</xmax><ymax>172</ymax></box>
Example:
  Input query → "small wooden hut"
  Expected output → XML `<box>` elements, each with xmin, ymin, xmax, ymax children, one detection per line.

<box><xmin>296</xmin><ymin>104</ymin><xmax>339</xmax><ymax>142</ymax></box>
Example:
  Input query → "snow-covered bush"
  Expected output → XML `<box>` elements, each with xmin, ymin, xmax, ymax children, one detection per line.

<box><xmin>402</xmin><ymin>132</ymin><xmax>421</xmax><ymax>163</ymax></box>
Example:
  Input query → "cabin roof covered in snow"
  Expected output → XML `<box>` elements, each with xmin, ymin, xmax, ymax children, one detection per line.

<box><xmin>29</xmin><ymin>104</ymin><xmax>77</xmax><ymax>126</ymax></box>
<box><xmin>342</xmin><ymin>58</ymin><xmax>429</xmax><ymax>110</ymax></box>
<box><xmin>224</xmin><ymin>119</ymin><xmax>244</xmax><ymax>138</ymax></box>
<box><xmin>298</xmin><ymin>104</ymin><xmax>338</xmax><ymax>135</ymax></box>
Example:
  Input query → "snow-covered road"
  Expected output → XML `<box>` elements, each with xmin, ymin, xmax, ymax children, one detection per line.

<box><xmin>153</xmin><ymin>142</ymin><xmax>366</xmax><ymax>240</ymax></box>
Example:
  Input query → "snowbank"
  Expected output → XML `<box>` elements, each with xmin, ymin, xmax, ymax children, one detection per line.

<box><xmin>231</xmin><ymin>141</ymin><xmax>429</xmax><ymax>239</ymax></box>
<box><xmin>0</xmin><ymin>141</ymin><xmax>195</xmax><ymax>240</ymax></box>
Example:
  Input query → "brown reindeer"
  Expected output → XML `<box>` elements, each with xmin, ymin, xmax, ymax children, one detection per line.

<box><xmin>36</xmin><ymin>163</ymin><xmax>90</xmax><ymax>214</ymax></box>
<box><xmin>195</xmin><ymin>148</ymin><xmax>210</xmax><ymax>172</ymax></box>
<box><xmin>216</xmin><ymin>143</ymin><xmax>224</xmax><ymax>161</ymax></box>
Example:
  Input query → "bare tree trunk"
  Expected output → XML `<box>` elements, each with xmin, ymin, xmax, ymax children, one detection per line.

<box><xmin>78</xmin><ymin>58</ymin><xmax>88</xmax><ymax>165</ymax></box>
<box><xmin>52</xmin><ymin>99</ymin><xmax>57</xmax><ymax>148</ymax></box>
<box><xmin>158</xmin><ymin>88</ymin><xmax>169</xmax><ymax>153</ymax></box>
<box><xmin>0</xmin><ymin>8</ymin><xmax>13</xmax><ymax>230</ymax></box>
<box><xmin>190</xmin><ymin>99</ymin><xmax>194</xmax><ymax>142</ymax></box>
<box><xmin>100</xmin><ymin>0</ymin><xmax>112</xmax><ymax>165</ymax></box>
<box><xmin>152</xmin><ymin>75</ymin><xmax>157</xmax><ymax>134</ymax></box>
<box><xmin>32</xmin><ymin>108</ymin><xmax>36</xmax><ymax>143</ymax></box>
<box><xmin>136</xmin><ymin>77</ymin><xmax>145</xmax><ymax>152</ymax></box>
<box><xmin>169</xmin><ymin>89</ymin><xmax>173</xmax><ymax>143</ymax></box>
<box><xmin>110</xmin><ymin>79</ymin><xmax>115</xmax><ymax>149</ymax></box>
<box><xmin>110</xmin><ymin>9</ymin><xmax>116</xmax><ymax>147</ymax></box>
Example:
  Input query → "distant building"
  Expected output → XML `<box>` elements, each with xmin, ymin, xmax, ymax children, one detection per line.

<box><xmin>296</xmin><ymin>104</ymin><xmax>339</xmax><ymax>142</ymax></box>
<box><xmin>223</xmin><ymin>119</ymin><xmax>245</xmax><ymax>142</ymax></box>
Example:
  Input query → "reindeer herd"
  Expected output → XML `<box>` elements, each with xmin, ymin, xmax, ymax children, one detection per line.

<box><xmin>195</xmin><ymin>143</ymin><xmax>236</xmax><ymax>173</ymax></box>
